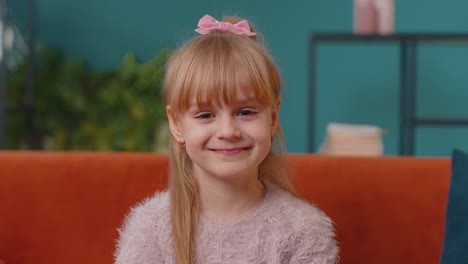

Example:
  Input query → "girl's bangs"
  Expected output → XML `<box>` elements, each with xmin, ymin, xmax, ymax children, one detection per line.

<box><xmin>171</xmin><ymin>41</ymin><xmax>275</xmax><ymax>113</ymax></box>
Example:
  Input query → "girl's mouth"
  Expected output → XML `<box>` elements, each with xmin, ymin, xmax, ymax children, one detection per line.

<box><xmin>209</xmin><ymin>146</ymin><xmax>251</xmax><ymax>155</ymax></box>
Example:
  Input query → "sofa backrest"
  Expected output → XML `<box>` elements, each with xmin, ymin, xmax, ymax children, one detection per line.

<box><xmin>289</xmin><ymin>155</ymin><xmax>450</xmax><ymax>264</ymax></box>
<box><xmin>0</xmin><ymin>152</ymin><xmax>451</xmax><ymax>264</ymax></box>
<box><xmin>0</xmin><ymin>152</ymin><xmax>168</xmax><ymax>264</ymax></box>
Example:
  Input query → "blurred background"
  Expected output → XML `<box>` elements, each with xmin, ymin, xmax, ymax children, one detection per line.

<box><xmin>1</xmin><ymin>0</ymin><xmax>468</xmax><ymax>156</ymax></box>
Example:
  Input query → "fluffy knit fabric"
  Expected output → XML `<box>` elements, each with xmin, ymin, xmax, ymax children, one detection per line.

<box><xmin>115</xmin><ymin>182</ymin><xmax>338</xmax><ymax>264</ymax></box>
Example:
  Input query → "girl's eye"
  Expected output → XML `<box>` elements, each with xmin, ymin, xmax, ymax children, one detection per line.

<box><xmin>238</xmin><ymin>109</ymin><xmax>256</xmax><ymax>116</ymax></box>
<box><xmin>196</xmin><ymin>112</ymin><xmax>214</xmax><ymax>119</ymax></box>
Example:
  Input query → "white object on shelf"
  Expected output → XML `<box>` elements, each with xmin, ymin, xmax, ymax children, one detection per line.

<box><xmin>374</xmin><ymin>0</ymin><xmax>394</xmax><ymax>34</ymax></box>
<box><xmin>319</xmin><ymin>122</ymin><xmax>385</xmax><ymax>156</ymax></box>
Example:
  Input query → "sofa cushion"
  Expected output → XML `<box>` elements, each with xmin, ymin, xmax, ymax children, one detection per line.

<box><xmin>440</xmin><ymin>149</ymin><xmax>468</xmax><ymax>264</ymax></box>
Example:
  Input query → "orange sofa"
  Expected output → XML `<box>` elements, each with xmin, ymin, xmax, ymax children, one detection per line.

<box><xmin>0</xmin><ymin>151</ymin><xmax>451</xmax><ymax>264</ymax></box>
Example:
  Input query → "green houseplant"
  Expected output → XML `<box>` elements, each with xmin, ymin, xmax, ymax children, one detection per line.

<box><xmin>6</xmin><ymin>44</ymin><xmax>171</xmax><ymax>152</ymax></box>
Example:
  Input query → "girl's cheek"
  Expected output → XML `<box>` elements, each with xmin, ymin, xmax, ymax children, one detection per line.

<box><xmin>185</xmin><ymin>126</ymin><xmax>208</xmax><ymax>139</ymax></box>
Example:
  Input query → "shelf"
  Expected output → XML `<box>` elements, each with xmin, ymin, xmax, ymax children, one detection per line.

<box><xmin>412</xmin><ymin>117</ymin><xmax>468</xmax><ymax>126</ymax></box>
<box><xmin>308</xmin><ymin>32</ymin><xmax>468</xmax><ymax>155</ymax></box>
<box><xmin>311</xmin><ymin>33</ymin><xmax>468</xmax><ymax>43</ymax></box>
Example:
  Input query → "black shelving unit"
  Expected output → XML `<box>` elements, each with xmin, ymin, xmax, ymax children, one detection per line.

<box><xmin>0</xmin><ymin>0</ymin><xmax>7</xmax><ymax>149</ymax></box>
<box><xmin>308</xmin><ymin>33</ymin><xmax>468</xmax><ymax>155</ymax></box>
<box><xmin>0</xmin><ymin>0</ymin><xmax>36</xmax><ymax>150</ymax></box>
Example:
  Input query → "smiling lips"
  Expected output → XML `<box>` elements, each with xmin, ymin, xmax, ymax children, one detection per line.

<box><xmin>209</xmin><ymin>146</ymin><xmax>252</xmax><ymax>155</ymax></box>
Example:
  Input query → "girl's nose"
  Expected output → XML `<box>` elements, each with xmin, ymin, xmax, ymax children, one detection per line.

<box><xmin>216</xmin><ymin>116</ymin><xmax>241</xmax><ymax>140</ymax></box>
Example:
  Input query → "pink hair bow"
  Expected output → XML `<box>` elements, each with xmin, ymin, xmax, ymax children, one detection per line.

<box><xmin>195</xmin><ymin>14</ymin><xmax>257</xmax><ymax>37</ymax></box>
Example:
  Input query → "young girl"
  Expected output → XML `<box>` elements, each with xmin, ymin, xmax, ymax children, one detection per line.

<box><xmin>115</xmin><ymin>14</ymin><xmax>338</xmax><ymax>264</ymax></box>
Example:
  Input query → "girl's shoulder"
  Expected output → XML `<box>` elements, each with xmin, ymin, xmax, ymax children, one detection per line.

<box><xmin>115</xmin><ymin>191</ymin><xmax>172</xmax><ymax>262</ymax></box>
<box><xmin>124</xmin><ymin>190</ymin><xmax>171</xmax><ymax>223</ymax></box>
<box><xmin>264</xmin><ymin>184</ymin><xmax>339</xmax><ymax>262</ymax></box>
<box><xmin>267</xmin><ymin>183</ymin><xmax>332</xmax><ymax>224</ymax></box>
<box><xmin>116</xmin><ymin>190</ymin><xmax>171</xmax><ymax>246</ymax></box>
<box><xmin>265</xmin><ymin>183</ymin><xmax>336</xmax><ymax>241</ymax></box>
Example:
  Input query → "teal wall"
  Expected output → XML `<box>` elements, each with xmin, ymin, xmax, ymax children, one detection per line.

<box><xmin>13</xmin><ymin>0</ymin><xmax>468</xmax><ymax>155</ymax></box>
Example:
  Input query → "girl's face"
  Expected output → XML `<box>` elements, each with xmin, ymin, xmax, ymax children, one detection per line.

<box><xmin>167</xmin><ymin>90</ymin><xmax>279</xmax><ymax>184</ymax></box>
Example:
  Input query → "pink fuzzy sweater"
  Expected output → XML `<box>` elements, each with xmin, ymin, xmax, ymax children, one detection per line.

<box><xmin>115</xmin><ymin>182</ymin><xmax>338</xmax><ymax>263</ymax></box>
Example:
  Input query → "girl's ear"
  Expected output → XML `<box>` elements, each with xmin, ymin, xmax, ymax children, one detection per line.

<box><xmin>271</xmin><ymin>98</ymin><xmax>281</xmax><ymax>136</ymax></box>
<box><xmin>166</xmin><ymin>105</ymin><xmax>184</xmax><ymax>142</ymax></box>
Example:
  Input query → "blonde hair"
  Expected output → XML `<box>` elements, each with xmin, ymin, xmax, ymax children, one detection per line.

<box><xmin>162</xmin><ymin>16</ymin><xmax>297</xmax><ymax>264</ymax></box>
